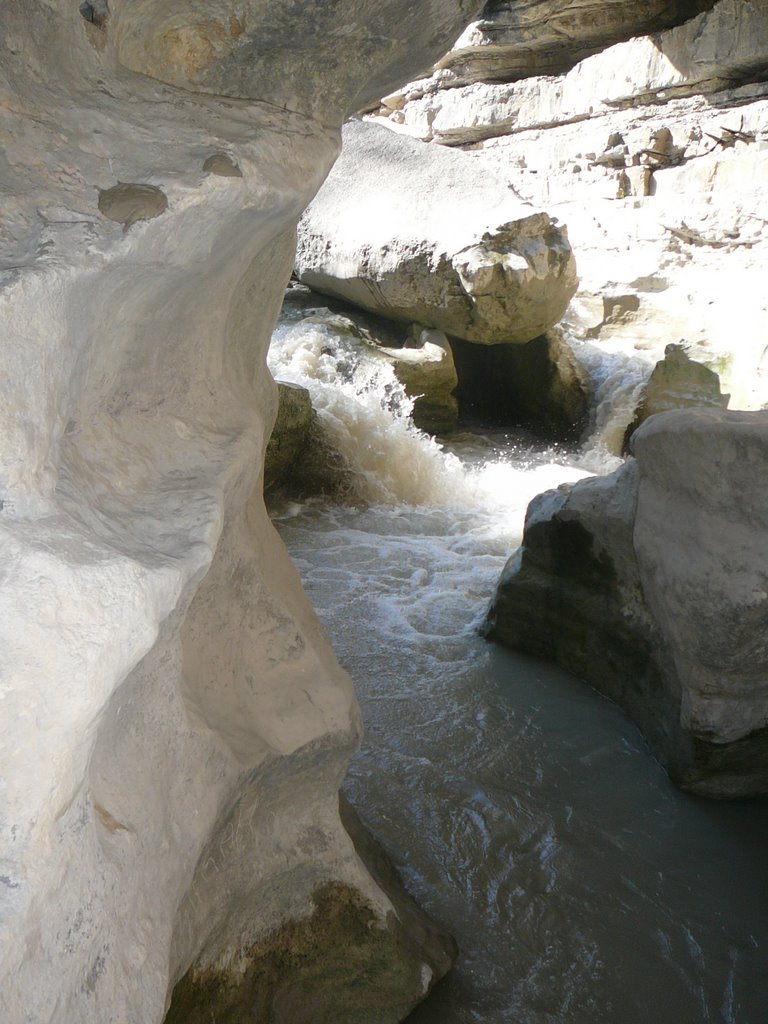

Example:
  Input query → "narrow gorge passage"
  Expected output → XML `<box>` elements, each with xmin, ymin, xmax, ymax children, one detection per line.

<box><xmin>268</xmin><ymin>322</ymin><xmax>768</xmax><ymax>1024</ymax></box>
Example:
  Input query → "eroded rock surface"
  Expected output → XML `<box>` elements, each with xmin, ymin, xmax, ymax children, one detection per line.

<box><xmin>0</xmin><ymin>1</ymin><xmax>478</xmax><ymax>1022</ymax></box>
<box><xmin>434</xmin><ymin>0</ymin><xmax>719</xmax><ymax>85</ymax></box>
<box><xmin>484</xmin><ymin>408</ymin><xmax>768</xmax><ymax>797</ymax></box>
<box><xmin>373</xmin><ymin>0</ymin><xmax>768</xmax><ymax>444</ymax></box>
<box><xmin>295</xmin><ymin>121</ymin><xmax>577</xmax><ymax>346</ymax></box>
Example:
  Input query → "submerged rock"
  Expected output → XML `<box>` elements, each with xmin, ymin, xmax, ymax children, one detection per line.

<box><xmin>483</xmin><ymin>408</ymin><xmax>768</xmax><ymax>798</ymax></box>
<box><xmin>295</xmin><ymin>121</ymin><xmax>577</xmax><ymax>346</ymax></box>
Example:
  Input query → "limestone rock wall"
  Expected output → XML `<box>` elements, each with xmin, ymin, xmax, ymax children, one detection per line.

<box><xmin>374</xmin><ymin>0</ymin><xmax>768</xmax><ymax>427</ymax></box>
<box><xmin>0</xmin><ymin>1</ymin><xmax>481</xmax><ymax>1021</ymax></box>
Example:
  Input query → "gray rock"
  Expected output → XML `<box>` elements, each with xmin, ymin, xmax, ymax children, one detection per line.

<box><xmin>0</xmin><ymin>1</ymin><xmax>481</xmax><ymax>1021</ymax></box>
<box><xmin>380</xmin><ymin>325</ymin><xmax>459</xmax><ymax>434</ymax></box>
<box><xmin>264</xmin><ymin>382</ymin><xmax>315</xmax><ymax>492</ymax></box>
<box><xmin>436</xmin><ymin>0</ymin><xmax>719</xmax><ymax>85</ymax></box>
<box><xmin>110</xmin><ymin>0</ymin><xmax>484</xmax><ymax>120</ymax></box>
<box><xmin>623</xmin><ymin>342</ymin><xmax>729</xmax><ymax>450</ymax></box>
<box><xmin>295</xmin><ymin>121</ymin><xmax>577</xmax><ymax>346</ymax></box>
<box><xmin>483</xmin><ymin>408</ymin><xmax>768</xmax><ymax>797</ymax></box>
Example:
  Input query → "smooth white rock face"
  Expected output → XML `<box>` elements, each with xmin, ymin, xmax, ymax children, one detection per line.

<box><xmin>0</xmin><ymin>1</ymin><xmax>479</xmax><ymax>1021</ymax></box>
<box><xmin>434</xmin><ymin>0</ymin><xmax>719</xmax><ymax>83</ymax></box>
<box><xmin>295</xmin><ymin>121</ymin><xmax>577</xmax><ymax>345</ymax></box>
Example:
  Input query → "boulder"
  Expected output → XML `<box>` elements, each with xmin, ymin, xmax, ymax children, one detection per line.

<box><xmin>483</xmin><ymin>408</ymin><xmax>768</xmax><ymax>798</ymax></box>
<box><xmin>379</xmin><ymin>325</ymin><xmax>459</xmax><ymax>434</ymax></box>
<box><xmin>449</xmin><ymin>327</ymin><xmax>589</xmax><ymax>439</ymax></box>
<box><xmin>622</xmin><ymin>342</ymin><xmax>729</xmax><ymax>450</ymax></box>
<box><xmin>272</xmin><ymin>303</ymin><xmax>459</xmax><ymax>435</ymax></box>
<box><xmin>295</xmin><ymin>121</ymin><xmax>577</xmax><ymax>346</ymax></box>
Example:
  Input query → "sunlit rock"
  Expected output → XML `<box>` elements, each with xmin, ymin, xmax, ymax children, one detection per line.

<box><xmin>622</xmin><ymin>342</ymin><xmax>729</xmax><ymax>451</ymax></box>
<box><xmin>483</xmin><ymin>408</ymin><xmax>768</xmax><ymax>797</ymax></box>
<box><xmin>434</xmin><ymin>0</ymin><xmax>719</xmax><ymax>85</ymax></box>
<box><xmin>0</xmin><ymin>0</ymin><xmax>480</xmax><ymax>1020</ymax></box>
<box><xmin>295</xmin><ymin>121</ymin><xmax>577</xmax><ymax>346</ymax></box>
<box><xmin>375</xmin><ymin>1</ymin><xmax>768</xmax><ymax>144</ymax></box>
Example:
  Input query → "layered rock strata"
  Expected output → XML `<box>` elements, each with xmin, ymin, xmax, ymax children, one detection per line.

<box><xmin>432</xmin><ymin>0</ymin><xmax>719</xmax><ymax>85</ymax></box>
<box><xmin>483</xmin><ymin>408</ymin><xmax>768</xmax><ymax>797</ymax></box>
<box><xmin>295</xmin><ymin>121</ymin><xmax>577</xmax><ymax>346</ymax></box>
<box><xmin>0</xmin><ymin>1</ymin><xmax>482</xmax><ymax>1021</ymax></box>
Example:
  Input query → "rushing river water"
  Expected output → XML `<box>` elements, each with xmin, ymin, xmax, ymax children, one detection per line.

<box><xmin>268</xmin><ymin>310</ymin><xmax>768</xmax><ymax>1024</ymax></box>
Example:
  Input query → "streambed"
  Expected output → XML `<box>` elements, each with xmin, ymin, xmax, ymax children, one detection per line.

<box><xmin>268</xmin><ymin>316</ymin><xmax>768</xmax><ymax>1024</ymax></box>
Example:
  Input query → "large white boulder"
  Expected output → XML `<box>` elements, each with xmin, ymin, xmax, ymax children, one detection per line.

<box><xmin>295</xmin><ymin>121</ymin><xmax>577</xmax><ymax>345</ymax></box>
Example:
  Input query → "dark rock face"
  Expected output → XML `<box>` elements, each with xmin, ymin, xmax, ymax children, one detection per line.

<box><xmin>264</xmin><ymin>382</ymin><xmax>315</xmax><ymax>492</ymax></box>
<box><xmin>439</xmin><ymin>0</ymin><xmax>720</xmax><ymax>84</ymax></box>
<box><xmin>450</xmin><ymin>329</ymin><xmax>588</xmax><ymax>440</ymax></box>
<box><xmin>483</xmin><ymin>410</ymin><xmax>768</xmax><ymax>797</ymax></box>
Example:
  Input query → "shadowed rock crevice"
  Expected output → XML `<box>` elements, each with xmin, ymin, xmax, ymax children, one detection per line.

<box><xmin>450</xmin><ymin>330</ymin><xmax>588</xmax><ymax>440</ymax></box>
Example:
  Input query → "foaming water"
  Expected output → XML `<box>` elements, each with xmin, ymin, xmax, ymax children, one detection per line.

<box><xmin>269</xmin><ymin>316</ymin><xmax>768</xmax><ymax>1024</ymax></box>
<box><xmin>269</xmin><ymin>317</ymin><xmax>590</xmax><ymax>509</ymax></box>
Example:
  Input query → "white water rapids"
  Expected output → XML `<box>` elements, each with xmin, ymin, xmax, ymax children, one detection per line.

<box><xmin>268</xmin><ymin>312</ymin><xmax>768</xmax><ymax>1024</ymax></box>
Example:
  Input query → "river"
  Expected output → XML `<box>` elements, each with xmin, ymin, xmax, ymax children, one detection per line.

<box><xmin>267</xmin><ymin>304</ymin><xmax>768</xmax><ymax>1024</ymax></box>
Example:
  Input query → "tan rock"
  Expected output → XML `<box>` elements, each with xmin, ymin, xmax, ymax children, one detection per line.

<box><xmin>296</xmin><ymin>121</ymin><xmax>577</xmax><ymax>346</ymax></box>
<box><xmin>623</xmin><ymin>342</ymin><xmax>729</xmax><ymax>450</ymax></box>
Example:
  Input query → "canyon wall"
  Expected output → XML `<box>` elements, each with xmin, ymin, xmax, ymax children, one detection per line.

<box><xmin>0</xmin><ymin>2</ymin><xmax>480</xmax><ymax>1022</ymax></box>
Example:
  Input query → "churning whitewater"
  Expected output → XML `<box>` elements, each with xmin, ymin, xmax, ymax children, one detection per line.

<box><xmin>267</xmin><ymin>312</ymin><xmax>768</xmax><ymax>1024</ymax></box>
